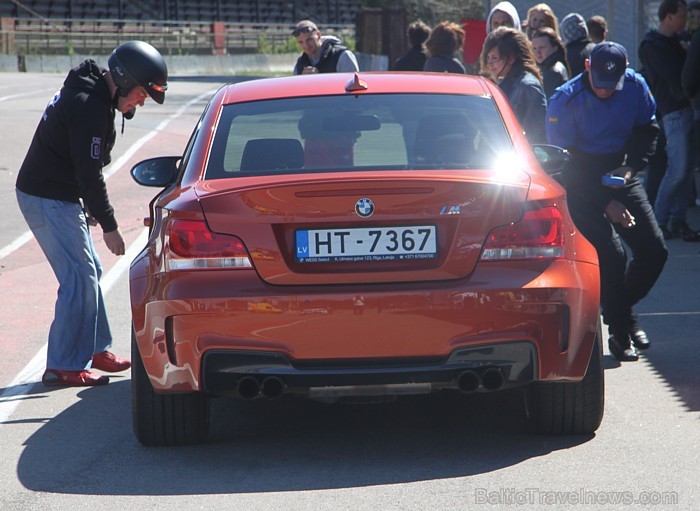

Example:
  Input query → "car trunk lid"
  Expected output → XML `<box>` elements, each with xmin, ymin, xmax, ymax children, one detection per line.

<box><xmin>197</xmin><ymin>171</ymin><xmax>530</xmax><ymax>285</ymax></box>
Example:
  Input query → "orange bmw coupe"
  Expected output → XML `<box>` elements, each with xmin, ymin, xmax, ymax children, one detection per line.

<box><xmin>129</xmin><ymin>72</ymin><xmax>602</xmax><ymax>446</ymax></box>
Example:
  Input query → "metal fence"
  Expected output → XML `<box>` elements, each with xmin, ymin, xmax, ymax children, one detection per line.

<box><xmin>1</xmin><ymin>18</ymin><xmax>355</xmax><ymax>56</ymax></box>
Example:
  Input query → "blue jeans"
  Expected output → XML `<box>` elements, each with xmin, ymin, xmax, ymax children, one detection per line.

<box><xmin>16</xmin><ymin>189</ymin><xmax>113</xmax><ymax>371</ymax></box>
<box><xmin>654</xmin><ymin>108</ymin><xmax>693</xmax><ymax>226</ymax></box>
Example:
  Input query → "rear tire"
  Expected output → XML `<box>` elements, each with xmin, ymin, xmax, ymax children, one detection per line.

<box><xmin>131</xmin><ymin>326</ymin><xmax>210</xmax><ymax>446</ymax></box>
<box><xmin>526</xmin><ymin>320</ymin><xmax>604</xmax><ymax>435</ymax></box>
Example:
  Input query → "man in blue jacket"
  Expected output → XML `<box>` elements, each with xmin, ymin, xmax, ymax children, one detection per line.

<box><xmin>546</xmin><ymin>42</ymin><xmax>668</xmax><ymax>361</ymax></box>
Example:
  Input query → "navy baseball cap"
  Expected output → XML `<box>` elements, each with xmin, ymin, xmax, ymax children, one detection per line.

<box><xmin>589</xmin><ymin>42</ymin><xmax>628</xmax><ymax>90</ymax></box>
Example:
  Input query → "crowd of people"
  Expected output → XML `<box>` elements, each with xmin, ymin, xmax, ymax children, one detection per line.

<box><xmin>291</xmin><ymin>1</ymin><xmax>700</xmax><ymax>363</ymax></box>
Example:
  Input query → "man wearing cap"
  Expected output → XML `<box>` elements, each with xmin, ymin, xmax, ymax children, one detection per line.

<box><xmin>15</xmin><ymin>41</ymin><xmax>168</xmax><ymax>386</ymax></box>
<box><xmin>292</xmin><ymin>20</ymin><xmax>359</xmax><ymax>75</ymax></box>
<box><xmin>546</xmin><ymin>42</ymin><xmax>668</xmax><ymax>362</ymax></box>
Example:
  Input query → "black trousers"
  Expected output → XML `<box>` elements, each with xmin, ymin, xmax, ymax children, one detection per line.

<box><xmin>644</xmin><ymin>120</ymin><xmax>666</xmax><ymax>206</ymax></box>
<box><xmin>567</xmin><ymin>177</ymin><xmax>668</xmax><ymax>329</ymax></box>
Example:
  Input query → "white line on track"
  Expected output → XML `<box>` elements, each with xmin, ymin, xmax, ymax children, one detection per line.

<box><xmin>0</xmin><ymin>88</ymin><xmax>57</xmax><ymax>103</ymax></box>
<box><xmin>0</xmin><ymin>229</ymin><xmax>147</xmax><ymax>424</ymax></box>
<box><xmin>0</xmin><ymin>89</ymin><xmax>217</xmax><ymax>425</ymax></box>
<box><xmin>638</xmin><ymin>311</ymin><xmax>700</xmax><ymax>316</ymax></box>
<box><xmin>0</xmin><ymin>89</ymin><xmax>216</xmax><ymax>262</ymax></box>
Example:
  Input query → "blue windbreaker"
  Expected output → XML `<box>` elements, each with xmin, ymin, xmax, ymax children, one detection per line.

<box><xmin>545</xmin><ymin>69</ymin><xmax>658</xmax><ymax>209</ymax></box>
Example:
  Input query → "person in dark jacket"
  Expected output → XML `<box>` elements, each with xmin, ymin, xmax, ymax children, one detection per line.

<box><xmin>480</xmin><ymin>26</ymin><xmax>547</xmax><ymax>144</ymax></box>
<box><xmin>423</xmin><ymin>21</ymin><xmax>466</xmax><ymax>74</ymax></box>
<box><xmin>587</xmin><ymin>15</ymin><xmax>608</xmax><ymax>44</ymax></box>
<box><xmin>682</xmin><ymin>8</ymin><xmax>700</xmax><ymax>204</ymax></box>
<box><xmin>639</xmin><ymin>0</ymin><xmax>700</xmax><ymax>240</ymax></box>
<box><xmin>531</xmin><ymin>27</ymin><xmax>570</xmax><ymax>99</ymax></box>
<box><xmin>393</xmin><ymin>20</ymin><xmax>430</xmax><ymax>71</ymax></box>
<box><xmin>15</xmin><ymin>41</ymin><xmax>168</xmax><ymax>386</ymax></box>
<box><xmin>547</xmin><ymin>42</ymin><xmax>668</xmax><ymax>361</ymax></box>
<box><xmin>293</xmin><ymin>20</ymin><xmax>359</xmax><ymax>75</ymax></box>
<box><xmin>560</xmin><ymin>12</ymin><xmax>596</xmax><ymax>76</ymax></box>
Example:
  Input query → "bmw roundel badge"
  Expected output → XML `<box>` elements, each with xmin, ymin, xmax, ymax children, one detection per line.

<box><xmin>355</xmin><ymin>198</ymin><xmax>374</xmax><ymax>218</ymax></box>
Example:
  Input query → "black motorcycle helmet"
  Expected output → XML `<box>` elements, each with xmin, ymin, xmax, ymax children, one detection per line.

<box><xmin>108</xmin><ymin>40</ymin><xmax>168</xmax><ymax>104</ymax></box>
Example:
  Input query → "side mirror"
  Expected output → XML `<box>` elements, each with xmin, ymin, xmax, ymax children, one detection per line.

<box><xmin>532</xmin><ymin>145</ymin><xmax>570</xmax><ymax>175</ymax></box>
<box><xmin>130</xmin><ymin>156</ymin><xmax>180</xmax><ymax>187</ymax></box>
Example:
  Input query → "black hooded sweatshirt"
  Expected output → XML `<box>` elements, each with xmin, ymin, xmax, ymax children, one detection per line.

<box><xmin>639</xmin><ymin>30</ymin><xmax>690</xmax><ymax>117</ymax></box>
<box><xmin>16</xmin><ymin>59</ymin><xmax>118</xmax><ymax>232</ymax></box>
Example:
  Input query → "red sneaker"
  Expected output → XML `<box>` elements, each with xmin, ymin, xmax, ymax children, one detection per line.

<box><xmin>42</xmin><ymin>369</ymin><xmax>109</xmax><ymax>387</ymax></box>
<box><xmin>92</xmin><ymin>351</ymin><xmax>131</xmax><ymax>373</ymax></box>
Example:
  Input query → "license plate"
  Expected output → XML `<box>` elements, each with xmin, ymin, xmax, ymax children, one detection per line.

<box><xmin>295</xmin><ymin>225</ymin><xmax>437</xmax><ymax>263</ymax></box>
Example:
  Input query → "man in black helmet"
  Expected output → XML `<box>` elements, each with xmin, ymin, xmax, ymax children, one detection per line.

<box><xmin>15</xmin><ymin>40</ymin><xmax>168</xmax><ymax>387</ymax></box>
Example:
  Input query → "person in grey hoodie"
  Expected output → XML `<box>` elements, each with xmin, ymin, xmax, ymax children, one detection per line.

<box><xmin>486</xmin><ymin>1</ymin><xmax>522</xmax><ymax>34</ymax></box>
<box><xmin>560</xmin><ymin>13</ymin><xmax>596</xmax><ymax>76</ymax></box>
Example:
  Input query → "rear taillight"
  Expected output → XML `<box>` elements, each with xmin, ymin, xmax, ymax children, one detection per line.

<box><xmin>481</xmin><ymin>206</ymin><xmax>565</xmax><ymax>260</ymax></box>
<box><xmin>165</xmin><ymin>219</ymin><xmax>253</xmax><ymax>270</ymax></box>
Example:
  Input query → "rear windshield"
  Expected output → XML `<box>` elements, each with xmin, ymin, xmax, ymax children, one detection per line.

<box><xmin>205</xmin><ymin>93</ymin><xmax>512</xmax><ymax>179</ymax></box>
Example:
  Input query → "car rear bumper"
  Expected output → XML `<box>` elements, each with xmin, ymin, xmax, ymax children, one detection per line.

<box><xmin>131</xmin><ymin>259</ymin><xmax>600</xmax><ymax>393</ymax></box>
<box><xmin>202</xmin><ymin>341</ymin><xmax>537</xmax><ymax>399</ymax></box>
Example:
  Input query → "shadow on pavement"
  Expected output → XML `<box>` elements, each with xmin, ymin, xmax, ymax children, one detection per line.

<box><xmin>16</xmin><ymin>381</ymin><xmax>592</xmax><ymax>495</ymax></box>
<box><xmin>633</xmin><ymin>206</ymin><xmax>700</xmax><ymax>412</ymax></box>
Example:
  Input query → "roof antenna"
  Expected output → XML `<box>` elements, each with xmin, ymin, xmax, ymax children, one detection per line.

<box><xmin>345</xmin><ymin>73</ymin><xmax>368</xmax><ymax>92</ymax></box>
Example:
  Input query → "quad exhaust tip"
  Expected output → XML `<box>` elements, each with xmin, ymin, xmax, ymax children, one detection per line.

<box><xmin>261</xmin><ymin>377</ymin><xmax>285</xmax><ymax>399</ymax></box>
<box><xmin>457</xmin><ymin>368</ymin><xmax>504</xmax><ymax>393</ymax></box>
<box><xmin>237</xmin><ymin>376</ymin><xmax>261</xmax><ymax>399</ymax></box>
<box><xmin>481</xmin><ymin>367</ymin><xmax>505</xmax><ymax>391</ymax></box>
<box><xmin>237</xmin><ymin>376</ymin><xmax>286</xmax><ymax>399</ymax></box>
<box><xmin>238</xmin><ymin>369</ymin><xmax>505</xmax><ymax>399</ymax></box>
<box><xmin>457</xmin><ymin>370</ymin><xmax>480</xmax><ymax>392</ymax></box>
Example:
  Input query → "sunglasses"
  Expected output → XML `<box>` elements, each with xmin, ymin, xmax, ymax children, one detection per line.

<box><xmin>293</xmin><ymin>26</ymin><xmax>317</xmax><ymax>37</ymax></box>
<box><xmin>149</xmin><ymin>82</ymin><xmax>168</xmax><ymax>93</ymax></box>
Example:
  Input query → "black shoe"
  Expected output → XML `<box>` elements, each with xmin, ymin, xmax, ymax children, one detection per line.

<box><xmin>671</xmin><ymin>221</ymin><xmax>700</xmax><ymax>242</ymax></box>
<box><xmin>628</xmin><ymin>322</ymin><xmax>651</xmax><ymax>350</ymax></box>
<box><xmin>608</xmin><ymin>335</ymin><xmax>639</xmax><ymax>362</ymax></box>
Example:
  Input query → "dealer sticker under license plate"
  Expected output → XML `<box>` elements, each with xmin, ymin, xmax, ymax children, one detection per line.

<box><xmin>295</xmin><ymin>225</ymin><xmax>437</xmax><ymax>263</ymax></box>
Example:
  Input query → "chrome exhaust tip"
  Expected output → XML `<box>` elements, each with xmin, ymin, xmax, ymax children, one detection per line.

<box><xmin>481</xmin><ymin>367</ymin><xmax>504</xmax><ymax>391</ymax></box>
<box><xmin>457</xmin><ymin>370</ymin><xmax>481</xmax><ymax>393</ymax></box>
<box><xmin>237</xmin><ymin>376</ymin><xmax>261</xmax><ymax>399</ymax></box>
<box><xmin>261</xmin><ymin>377</ymin><xmax>285</xmax><ymax>399</ymax></box>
